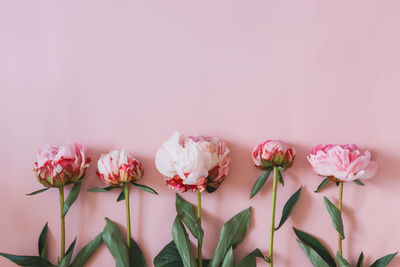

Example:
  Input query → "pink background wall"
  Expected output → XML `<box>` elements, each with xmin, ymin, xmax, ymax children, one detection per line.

<box><xmin>1</xmin><ymin>1</ymin><xmax>399</xmax><ymax>266</ymax></box>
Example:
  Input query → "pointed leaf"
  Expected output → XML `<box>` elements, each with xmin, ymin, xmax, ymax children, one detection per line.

<box><xmin>324</xmin><ymin>197</ymin><xmax>345</xmax><ymax>240</ymax></box>
<box><xmin>129</xmin><ymin>238</ymin><xmax>147</xmax><ymax>267</ymax></box>
<box><xmin>356</xmin><ymin>252</ymin><xmax>364</xmax><ymax>267</ymax></box>
<box><xmin>293</xmin><ymin>227</ymin><xmax>336</xmax><ymax>267</ymax></box>
<box><xmin>353</xmin><ymin>179</ymin><xmax>364</xmax><ymax>186</ymax></box>
<box><xmin>38</xmin><ymin>222</ymin><xmax>48</xmax><ymax>259</ymax></box>
<box><xmin>0</xmin><ymin>253</ymin><xmax>53</xmax><ymax>266</ymax></box>
<box><xmin>314</xmin><ymin>178</ymin><xmax>331</xmax><ymax>193</ymax></box>
<box><xmin>102</xmin><ymin>218</ymin><xmax>129</xmax><ymax>267</ymax></box>
<box><xmin>336</xmin><ymin>252</ymin><xmax>351</xmax><ymax>267</ymax></box>
<box><xmin>71</xmin><ymin>233</ymin><xmax>102</xmax><ymax>267</ymax></box>
<box><xmin>88</xmin><ymin>186</ymin><xmax>117</xmax><ymax>192</ymax></box>
<box><xmin>175</xmin><ymin>194</ymin><xmax>204</xmax><ymax>245</ymax></box>
<box><xmin>278</xmin><ymin>169</ymin><xmax>284</xmax><ymax>186</ymax></box>
<box><xmin>236</xmin><ymin>248</ymin><xmax>268</xmax><ymax>267</ymax></box>
<box><xmin>250</xmin><ymin>168</ymin><xmax>272</xmax><ymax>199</ymax></box>
<box><xmin>221</xmin><ymin>247</ymin><xmax>234</xmax><ymax>267</ymax></box>
<box><xmin>117</xmin><ymin>190</ymin><xmax>125</xmax><ymax>202</ymax></box>
<box><xmin>153</xmin><ymin>241</ymin><xmax>184</xmax><ymax>267</ymax></box>
<box><xmin>172</xmin><ymin>217</ymin><xmax>197</xmax><ymax>267</ymax></box>
<box><xmin>370</xmin><ymin>252</ymin><xmax>398</xmax><ymax>267</ymax></box>
<box><xmin>209</xmin><ymin>208</ymin><xmax>251</xmax><ymax>267</ymax></box>
<box><xmin>63</xmin><ymin>182</ymin><xmax>82</xmax><ymax>217</ymax></box>
<box><xmin>275</xmin><ymin>186</ymin><xmax>302</xmax><ymax>230</ymax></box>
<box><xmin>26</xmin><ymin>187</ymin><xmax>50</xmax><ymax>196</ymax></box>
<box><xmin>297</xmin><ymin>241</ymin><xmax>330</xmax><ymax>267</ymax></box>
<box><xmin>58</xmin><ymin>238</ymin><xmax>76</xmax><ymax>267</ymax></box>
<box><xmin>132</xmin><ymin>182</ymin><xmax>158</xmax><ymax>195</ymax></box>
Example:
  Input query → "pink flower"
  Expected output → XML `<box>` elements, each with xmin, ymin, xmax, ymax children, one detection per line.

<box><xmin>34</xmin><ymin>142</ymin><xmax>90</xmax><ymax>187</ymax></box>
<box><xmin>97</xmin><ymin>149</ymin><xmax>144</xmax><ymax>186</ymax></box>
<box><xmin>252</xmin><ymin>140</ymin><xmax>295</xmax><ymax>170</ymax></box>
<box><xmin>307</xmin><ymin>144</ymin><xmax>378</xmax><ymax>182</ymax></box>
<box><xmin>155</xmin><ymin>131</ymin><xmax>230</xmax><ymax>193</ymax></box>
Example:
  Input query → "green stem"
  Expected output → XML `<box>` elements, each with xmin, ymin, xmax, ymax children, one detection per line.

<box><xmin>197</xmin><ymin>189</ymin><xmax>202</xmax><ymax>267</ymax></box>
<box><xmin>269</xmin><ymin>167</ymin><xmax>279</xmax><ymax>266</ymax></box>
<box><xmin>124</xmin><ymin>182</ymin><xmax>131</xmax><ymax>251</ymax></box>
<box><xmin>338</xmin><ymin>182</ymin><xmax>343</xmax><ymax>257</ymax></box>
<box><xmin>59</xmin><ymin>186</ymin><xmax>65</xmax><ymax>259</ymax></box>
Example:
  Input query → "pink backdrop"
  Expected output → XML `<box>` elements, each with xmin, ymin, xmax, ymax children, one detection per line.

<box><xmin>1</xmin><ymin>1</ymin><xmax>399</xmax><ymax>266</ymax></box>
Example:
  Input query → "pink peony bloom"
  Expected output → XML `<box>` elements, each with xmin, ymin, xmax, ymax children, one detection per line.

<box><xmin>155</xmin><ymin>131</ymin><xmax>230</xmax><ymax>193</ymax></box>
<box><xmin>97</xmin><ymin>149</ymin><xmax>144</xmax><ymax>186</ymax></box>
<box><xmin>307</xmin><ymin>144</ymin><xmax>378</xmax><ymax>182</ymax></box>
<box><xmin>34</xmin><ymin>142</ymin><xmax>90</xmax><ymax>187</ymax></box>
<box><xmin>252</xmin><ymin>140</ymin><xmax>295</xmax><ymax>170</ymax></box>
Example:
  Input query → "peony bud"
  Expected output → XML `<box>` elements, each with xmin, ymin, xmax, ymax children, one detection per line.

<box><xmin>252</xmin><ymin>140</ymin><xmax>295</xmax><ymax>170</ymax></box>
<box><xmin>307</xmin><ymin>144</ymin><xmax>378</xmax><ymax>182</ymax></box>
<box><xmin>97</xmin><ymin>149</ymin><xmax>144</xmax><ymax>186</ymax></box>
<box><xmin>155</xmin><ymin>131</ymin><xmax>230</xmax><ymax>193</ymax></box>
<box><xmin>34</xmin><ymin>142</ymin><xmax>90</xmax><ymax>187</ymax></box>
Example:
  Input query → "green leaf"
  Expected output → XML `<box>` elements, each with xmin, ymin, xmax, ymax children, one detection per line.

<box><xmin>278</xmin><ymin>169</ymin><xmax>284</xmax><ymax>186</ymax></box>
<box><xmin>63</xmin><ymin>182</ymin><xmax>82</xmax><ymax>217</ymax></box>
<box><xmin>102</xmin><ymin>217</ymin><xmax>130</xmax><ymax>267</ymax></box>
<box><xmin>71</xmin><ymin>233</ymin><xmax>103</xmax><ymax>267</ymax></box>
<box><xmin>175</xmin><ymin>194</ymin><xmax>204</xmax><ymax>246</ymax></box>
<box><xmin>336</xmin><ymin>252</ymin><xmax>351</xmax><ymax>267</ymax></box>
<box><xmin>293</xmin><ymin>227</ymin><xmax>336</xmax><ymax>267</ymax></box>
<box><xmin>58</xmin><ymin>238</ymin><xmax>76</xmax><ymax>267</ymax></box>
<box><xmin>250</xmin><ymin>168</ymin><xmax>272</xmax><ymax>199</ymax></box>
<box><xmin>38</xmin><ymin>222</ymin><xmax>48</xmax><ymax>259</ymax></box>
<box><xmin>0</xmin><ymin>253</ymin><xmax>54</xmax><ymax>266</ymax></box>
<box><xmin>356</xmin><ymin>252</ymin><xmax>364</xmax><ymax>267</ymax></box>
<box><xmin>132</xmin><ymin>182</ymin><xmax>159</xmax><ymax>195</ymax></box>
<box><xmin>314</xmin><ymin>178</ymin><xmax>331</xmax><ymax>193</ymax></box>
<box><xmin>236</xmin><ymin>249</ymin><xmax>268</xmax><ymax>267</ymax></box>
<box><xmin>370</xmin><ymin>252</ymin><xmax>398</xmax><ymax>267</ymax></box>
<box><xmin>275</xmin><ymin>186</ymin><xmax>302</xmax><ymax>230</ymax></box>
<box><xmin>153</xmin><ymin>241</ymin><xmax>184</xmax><ymax>267</ymax></box>
<box><xmin>206</xmin><ymin>185</ymin><xmax>217</xmax><ymax>193</ymax></box>
<box><xmin>202</xmin><ymin>259</ymin><xmax>211</xmax><ymax>265</ymax></box>
<box><xmin>26</xmin><ymin>187</ymin><xmax>50</xmax><ymax>196</ymax></box>
<box><xmin>221</xmin><ymin>247</ymin><xmax>234</xmax><ymax>267</ymax></box>
<box><xmin>88</xmin><ymin>186</ymin><xmax>117</xmax><ymax>192</ymax></box>
<box><xmin>172</xmin><ymin>217</ymin><xmax>197</xmax><ymax>267</ymax></box>
<box><xmin>117</xmin><ymin>190</ymin><xmax>125</xmax><ymax>202</ymax></box>
<box><xmin>353</xmin><ymin>179</ymin><xmax>365</xmax><ymax>186</ymax></box>
<box><xmin>129</xmin><ymin>238</ymin><xmax>147</xmax><ymax>267</ymax></box>
<box><xmin>324</xmin><ymin>197</ymin><xmax>345</xmax><ymax>240</ymax></box>
<box><xmin>297</xmin><ymin>241</ymin><xmax>330</xmax><ymax>267</ymax></box>
<box><xmin>209</xmin><ymin>207</ymin><xmax>251</xmax><ymax>267</ymax></box>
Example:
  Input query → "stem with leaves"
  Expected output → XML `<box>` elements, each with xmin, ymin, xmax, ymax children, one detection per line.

<box><xmin>124</xmin><ymin>182</ymin><xmax>132</xmax><ymax>251</ymax></box>
<box><xmin>58</xmin><ymin>185</ymin><xmax>65</xmax><ymax>259</ymax></box>
<box><xmin>269</xmin><ymin>167</ymin><xmax>279</xmax><ymax>266</ymax></box>
<box><xmin>338</xmin><ymin>182</ymin><xmax>343</xmax><ymax>257</ymax></box>
<box><xmin>197</xmin><ymin>189</ymin><xmax>202</xmax><ymax>267</ymax></box>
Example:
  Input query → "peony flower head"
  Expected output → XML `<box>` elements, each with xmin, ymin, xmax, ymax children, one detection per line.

<box><xmin>34</xmin><ymin>142</ymin><xmax>90</xmax><ymax>187</ymax></box>
<box><xmin>155</xmin><ymin>131</ymin><xmax>230</xmax><ymax>193</ymax></box>
<box><xmin>307</xmin><ymin>144</ymin><xmax>378</xmax><ymax>182</ymax></box>
<box><xmin>252</xmin><ymin>140</ymin><xmax>295</xmax><ymax>170</ymax></box>
<box><xmin>97</xmin><ymin>149</ymin><xmax>144</xmax><ymax>186</ymax></box>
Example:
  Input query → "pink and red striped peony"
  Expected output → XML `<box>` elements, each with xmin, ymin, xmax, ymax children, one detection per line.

<box><xmin>34</xmin><ymin>142</ymin><xmax>90</xmax><ymax>187</ymax></box>
<box><xmin>252</xmin><ymin>140</ymin><xmax>295</xmax><ymax>170</ymax></box>
<box><xmin>97</xmin><ymin>149</ymin><xmax>144</xmax><ymax>186</ymax></box>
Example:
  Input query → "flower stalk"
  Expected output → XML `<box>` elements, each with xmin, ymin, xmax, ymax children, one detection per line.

<box><xmin>124</xmin><ymin>182</ymin><xmax>132</xmax><ymax>251</ymax></box>
<box><xmin>338</xmin><ymin>181</ymin><xmax>343</xmax><ymax>257</ymax></box>
<box><xmin>197</xmin><ymin>189</ymin><xmax>202</xmax><ymax>267</ymax></box>
<box><xmin>269</xmin><ymin>167</ymin><xmax>279</xmax><ymax>266</ymax></box>
<box><xmin>59</xmin><ymin>185</ymin><xmax>65</xmax><ymax>259</ymax></box>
